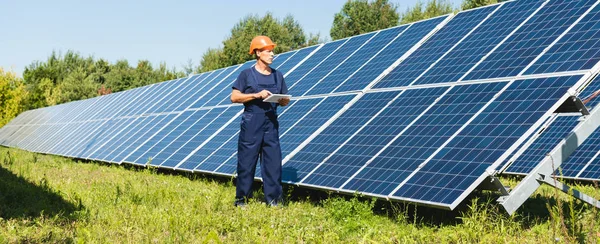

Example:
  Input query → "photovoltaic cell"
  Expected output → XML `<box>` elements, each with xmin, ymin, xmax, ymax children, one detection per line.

<box><xmin>187</xmin><ymin>66</ymin><xmax>240</xmax><ymax>109</ymax></box>
<box><xmin>284</xmin><ymin>40</ymin><xmax>346</xmax><ymax>90</ymax></box>
<box><xmin>526</xmin><ymin>2</ymin><xmax>600</xmax><ymax>74</ymax></box>
<box><xmin>373</xmin><ymin>6</ymin><xmax>497</xmax><ymax>88</ymax></box>
<box><xmin>415</xmin><ymin>0</ymin><xmax>543</xmax><ymax>85</ymax></box>
<box><xmin>123</xmin><ymin>110</ymin><xmax>198</xmax><ymax>165</ymax></box>
<box><xmin>281</xmin><ymin>93</ymin><xmax>395</xmax><ymax>182</ymax></box>
<box><xmin>169</xmin><ymin>106</ymin><xmax>241</xmax><ymax>169</ymax></box>
<box><xmin>305</xmin><ymin>26</ymin><xmax>408</xmax><ymax>95</ymax></box>
<box><xmin>290</xmin><ymin>33</ymin><xmax>375</xmax><ymax>95</ymax></box>
<box><xmin>302</xmin><ymin>87</ymin><xmax>450</xmax><ymax>189</ymax></box>
<box><xmin>146</xmin><ymin>109</ymin><xmax>217</xmax><ymax>167</ymax></box>
<box><xmin>276</xmin><ymin>46</ymin><xmax>319</xmax><ymax>75</ymax></box>
<box><xmin>465</xmin><ymin>0</ymin><xmax>596</xmax><ymax>80</ymax></box>
<box><xmin>391</xmin><ymin>75</ymin><xmax>581</xmax><ymax>206</ymax></box>
<box><xmin>342</xmin><ymin>82</ymin><xmax>505</xmax><ymax>195</ymax></box>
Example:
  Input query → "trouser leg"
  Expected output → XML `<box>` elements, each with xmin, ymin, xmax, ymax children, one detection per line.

<box><xmin>236</xmin><ymin>113</ymin><xmax>263</xmax><ymax>202</ymax></box>
<box><xmin>260</xmin><ymin>113</ymin><xmax>283</xmax><ymax>204</ymax></box>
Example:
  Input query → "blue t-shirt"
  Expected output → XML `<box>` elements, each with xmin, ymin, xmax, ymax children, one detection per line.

<box><xmin>232</xmin><ymin>66</ymin><xmax>288</xmax><ymax>113</ymax></box>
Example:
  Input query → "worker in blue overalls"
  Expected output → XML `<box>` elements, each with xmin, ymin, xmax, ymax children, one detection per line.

<box><xmin>231</xmin><ymin>36</ymin><xmax>290</xmax><ymax>207</ymax></box>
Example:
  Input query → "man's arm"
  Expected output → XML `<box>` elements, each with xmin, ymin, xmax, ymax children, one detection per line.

<box><xmin>231</xmin><ymin>89</ymin><xmax>272</xmax><ymax>103</ymax></box>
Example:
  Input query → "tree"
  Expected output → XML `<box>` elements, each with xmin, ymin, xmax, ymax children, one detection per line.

<box><xmin>330</xmin><ymin>0</ymin><xmax>400</xmax><ymax>40</ymax></box>
<box><xmin>0</xmin><ymin>68</ymin><xmax>27</xmax><ymax>127</ymax></box>
<box><xmin>22</xmin><ymin>50</ymin><xmax>184</xmax><ymax>109</ymax></box>
<box><xmin>198</xmin><ymin>48</ymin><xmax>228</xmax><ymax>73</ymax></box>
<box><xmin>400</xmin><ymin>0</ymin><xmax>455</xmax><ymax>24</ymax></box>
<box><xmin>461</xmin><ymin>0</ymin><xmax>500</xmax><ymax>10</ymax></box>
<box><xmin>198</xmin><ymin>13</ymin><xmax>317</xmax><ymax>72</ymax></box>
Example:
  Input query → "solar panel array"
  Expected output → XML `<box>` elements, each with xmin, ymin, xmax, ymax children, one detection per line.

<box><xmin>2</xmin><ymin>0</ymin><xmax>600</xmax><ymax>210</ymax></box>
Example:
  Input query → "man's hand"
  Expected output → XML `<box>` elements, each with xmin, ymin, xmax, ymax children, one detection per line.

<box><xmin>278</xmin><ymin>97</ymin><xmax>290</xmax><ymax>106</ymax></box>
<box><xmin>254</xmin><ymin>90</ymin><xmax>272</xmax><ymax>99</ymax></box>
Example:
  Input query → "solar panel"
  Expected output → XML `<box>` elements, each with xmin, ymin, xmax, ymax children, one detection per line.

<box><xmin>187</xmin><ymin>66</ymin><xmax>240</xmax><ymax>109</ymax></box>
<box><xmin>290</xmin><ymin>33</ymin><xmax>376</xmax><ymax>95</ymax></box>
<box><xmin>525</xmin><ymin>2</ymin><xmax>600</xmax><ymax>74</ymax></box>
<box><xmin>156</xmin><ymin>107</ymin><xmax>240</xmax><ymax>168</ymax></box>
<box><xmin>465</xmin><ymin>0</ymin><xmax>596</xmax><ymax>80</ymax></box>
<box><xmin>123</xmin><ymin>110</ymin><xmax>198</xmax><ymax>165</ymax></box>
<box><xmin>284</xmin><ymin>40</ymin><xmax>346</xmax><ymax>90</ymax></box>
<box><xmin>414</xmin><ymin>0</ymin><xmax>544</xmax><ymax>85</ymax></box>
<box><xmin>373</xmin><ymin>5</ymin><xmax>498</xmax><ymax>89</ymax></box>
<box><xmin>308</xmin><ymin>82</ymin><xmax>504</xmax><ymax>194</ymax></box>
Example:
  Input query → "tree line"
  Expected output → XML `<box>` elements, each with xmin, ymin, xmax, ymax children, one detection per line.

<box><xmin>0</xmin><ymin>0</ymin><xmax>499</xmax><ymax>127</ymax></box>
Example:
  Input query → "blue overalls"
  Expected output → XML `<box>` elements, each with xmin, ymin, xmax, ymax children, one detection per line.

<box><xmin>232</xmin><ymin>67</ymin><xmax>287</xmax><ymax>205</ymax></box>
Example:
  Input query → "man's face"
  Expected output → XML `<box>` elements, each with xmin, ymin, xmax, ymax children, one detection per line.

<box><xmin>256</xmin><ymin>47</ymin><xmax>274</xmax><ymax>64</ymax></box>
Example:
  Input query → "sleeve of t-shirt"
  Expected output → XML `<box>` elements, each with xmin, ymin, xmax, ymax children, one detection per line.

<box><xmin>279</xmin><ymin>71</ymin><xmax>288</xmax><ymax>94</ymax></box>
<box><xmin>232</xmin><ymin>71</ymin><xmax>246</xmax><ymax>92</ymax></box>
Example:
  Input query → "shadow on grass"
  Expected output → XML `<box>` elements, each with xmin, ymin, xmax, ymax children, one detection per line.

<box><xmin>0</xmin><ymin>165</ymin><xmax>80</xmax><ymax>220</ymax></box>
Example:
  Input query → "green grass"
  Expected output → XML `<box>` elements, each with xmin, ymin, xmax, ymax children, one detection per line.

<box><xmin>0</xmin><ymin>147</ymin><xmax>599</xmax><ymax>243</ymax></box>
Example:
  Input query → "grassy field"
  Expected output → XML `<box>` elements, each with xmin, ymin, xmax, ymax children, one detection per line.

<box><xmin>0</xmin><ymin>147</ymin><xmax>599</xmax><ymax>243</ymax></box>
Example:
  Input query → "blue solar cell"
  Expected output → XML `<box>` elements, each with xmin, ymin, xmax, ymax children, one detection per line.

<box><xmin>391</xmin><ymin>75</ymin><xmax>581</xmax><ymax>206</ymax></box>
<box><xmin>415</xmin><ymin>0</ymin><xmax>543</xmax><ymax>85</ymax></box>
<box><xmin>169</xmin><ymin>106</ymin><xmax>241</xmax><ymax>169</ymax></box>
<box><xmin>290</xmin><ymin>33</ymin><xmax>375</xmax><ymax>95</ymax></box>
<box><xmin>123</xmin><ymin>110</ymin><xmax>198</xmax><ymax>165</ymax></box>
<box><xmin>88</xmin><ymin>117</ymin><xmax>152</xmax><ymax>161</ymax></box>
<box><xmin>305</xmin><ymin>27</ymin><xmax>408</xmax><ymax>95</ymax></box>
<box><xmin>144</xmin><ymin>109</ymin><xmax>215</xmax><ymax>167</ymax></box>
<box><xmin>172</xmin><ymin>71</ymin><xmax>220</xmax><ymax>111</ymax></box>
<box><xmin>284</xmin><ymin>40</ymin><xmax>346</xmax><ymax>90</ymax></box>
<box><xmin>76</xmin><ymin>117</ymin><xmax>137</xmax><ymax>159</ymax></box>
<box><xmin>127</xmin><ymin>78</ymin><xmax>185</xmax><ymax>116</ymax></box>
<box><xmin>302</xmin><ymin>87</ymin><xmax>452</xmax><ymax>189</ymax></box>
<box><xmin>268</xmin><ymin>50</ymin><xmax>297</xmax><ymax>71</ymax></box>
<box><xmin>504</xmin><ymin>115</ymin><xmax>580</xmax><ymax>174</ymax></box>
<box><xmin>188</xmin><ymin>65</ymin><xmax>241</xmax><ymax>109</ymax></box>
<box><xmin>275</xmin><ymin>46</ymin><xmax>319</xmax><ymax>75</ymax></box>
<box><xmin>55</xmin><ymin>120</ymin><xmax>112</xmax><ymax>157</ymax></box>
<box><xmin>33</xmin><ymin>123</ymin><xmax>71</xmax><ymax>153</ymax></box>
<box><xmin>342</xmin><ymin>82</ymin><xmax>505</xmax><ymax>195</ymax></box>
<box><xmin>282</xmin><ymin>93</ymin><xmax>395</xmax><ymax>182</ymax></box>
<box><xmin>373</xmin><ymin>6</ymin><xmax>497</xmax><ymax>89</ymax></box>
<box><xmin>47</xmin><ymin>121</ymin><xmax>89</xmax><ymax>155</ymax></box>
<box><xmin>109</xmin><ymin>114</ymin><xmax>178</xmax><ymax>163</ymax></box>
<box><xmin>150</xmin><ymin>74</ymin><xmax>210</xmax><ymax>113</ymax></box>
<box><xmin>466</xmin><ymin>0</ymin><xmax>596</xmax><ymax>80</ymax></box>
<box><xmin>203</xmin><ymin>62</ymin><xmax>255</xmax><ymax>107</ymax></box>
<box><xmin>93</xmin><ymin>88</ymin><xmax>143</xmax><ymax>120</ymax></box>
<box><xmin>526</xmin><ymin>3</ymin><xmax>600</xmax><ymax>74</ymax></box>
<box><xmin>332</xmin><ymin>17</ymin><xmax>447</xmax><ymax>93</ymax></box>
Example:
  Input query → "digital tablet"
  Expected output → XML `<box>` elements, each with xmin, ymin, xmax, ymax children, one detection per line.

<box><xmin>263</xmin><ymin>94</ymin><xmax>292</xmax><ymax>103</ymax></box>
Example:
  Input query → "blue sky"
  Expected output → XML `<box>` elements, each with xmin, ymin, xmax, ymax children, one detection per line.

<box><xmin>1</xmin><ymin>0</ymin><xmax>463</xmax><ymax>77</ymax></box>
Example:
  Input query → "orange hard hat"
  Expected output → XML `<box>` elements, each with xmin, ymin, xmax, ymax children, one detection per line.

<box><xmin>249</xmin><ymin>36</ymin><xmax>276</xmax><ymax>55</ymax></box>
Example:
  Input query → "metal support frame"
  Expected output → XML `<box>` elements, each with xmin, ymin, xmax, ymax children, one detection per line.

<box><xmin>498</xmin><ymin>103</ymin><xmax>600</xmax><ymax>215</ymax></box>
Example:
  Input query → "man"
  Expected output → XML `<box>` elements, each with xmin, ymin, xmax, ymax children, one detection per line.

<box><xmin>231</xmin><ymin>35</ymin><xmax>290</xmax><ymax>207</ymax></box>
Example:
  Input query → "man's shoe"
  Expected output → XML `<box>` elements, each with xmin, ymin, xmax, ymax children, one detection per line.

<box><xmin>234</xmin><ymin>198</ymin><xmax>247</xmax><ymax>208</ymax></box>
